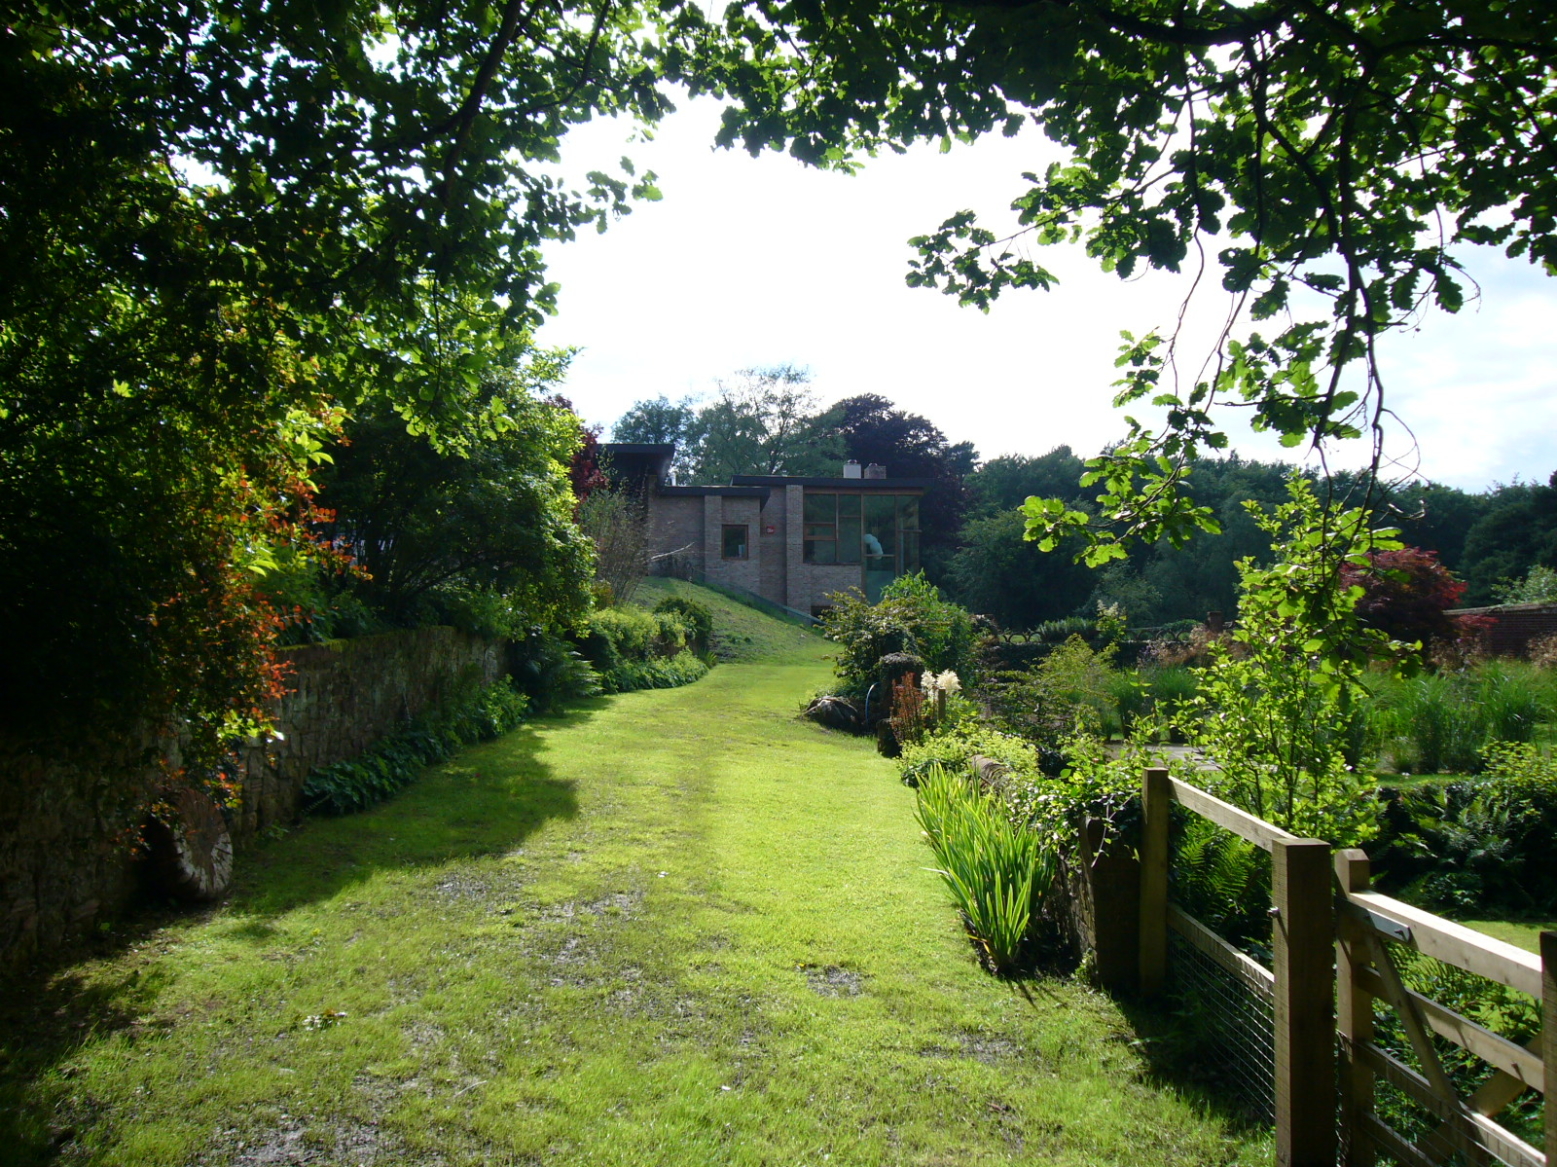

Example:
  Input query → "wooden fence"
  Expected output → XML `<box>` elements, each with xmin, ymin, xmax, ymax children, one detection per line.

<box><xmin>1135</xmin><ymin>767</ymin><xmax>1555</xmax><ymax>1167</ymax></box>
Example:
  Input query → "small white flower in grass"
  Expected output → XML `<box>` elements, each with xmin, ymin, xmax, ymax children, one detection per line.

<box><xmin>937</xmin><ymin>670</ymin><xmax>961</xmax><ymax>694</ymax></box>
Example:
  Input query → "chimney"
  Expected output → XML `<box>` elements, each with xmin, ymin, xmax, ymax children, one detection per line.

<box><xmin>864</xmin><ymin>463</ymin><xmax>886</xmax><ymax>479</ymax></box>
<box><xmin>843</xmin><ymin>460</ymin><xmax>862</xmax><ymax>479</ymax></box>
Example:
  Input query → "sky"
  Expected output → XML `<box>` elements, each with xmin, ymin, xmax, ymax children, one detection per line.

<box><xmin>537</xmin><ymin>95</ymin><xmax>1557</xmax><ymax>494</ymax></box>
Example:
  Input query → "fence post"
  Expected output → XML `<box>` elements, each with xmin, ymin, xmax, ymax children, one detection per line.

<box><xmin>1335</xmin><ymin>848</ymin><xmax>1375</xmax><ymax>1167</ymax></box>
<box><xmin>1542</xmin><ymin>931</ymin><xmax>1555</xmax><ymax>1164</ymax></box>
<box><xmin>1273</xmin><ymin>837</ymin><xmax>1335</xmax><ymax>1167</ymax></box>
<box><xmin>1138</xmin><ymin>766</ymin><xmax>1170</xmax><ymax>999</ymax></box>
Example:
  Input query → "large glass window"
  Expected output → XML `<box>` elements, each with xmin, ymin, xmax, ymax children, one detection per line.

<box><xmin>802</xmin><ymin>491</ymin><xmax>921</xmax><ymax>587</ymax></box>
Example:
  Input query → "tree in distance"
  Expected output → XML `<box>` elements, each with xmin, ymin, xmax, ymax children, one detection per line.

<box><xmin>680</xmin><ymin>0</ymin><xmax>1557</xmax><ymax>558</ymax></box>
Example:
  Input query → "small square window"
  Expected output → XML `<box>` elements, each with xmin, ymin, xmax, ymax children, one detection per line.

<box><xmin>722</xmin><ymin>524</ymin><xmax>749</xmax><ymax>560</ymax></box>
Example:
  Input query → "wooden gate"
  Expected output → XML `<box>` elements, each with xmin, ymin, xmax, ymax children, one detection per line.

<box><xmin>1135</xmin><ymin>767</ymin><xmax>1555</xmax><ymax>1167</ymax></box>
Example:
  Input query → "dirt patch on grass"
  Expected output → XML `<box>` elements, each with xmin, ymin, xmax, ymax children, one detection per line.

<box><xmin>799</xmin><ymin>964</ymin><xmax>865</xmax><ymax>997</ymax></box>
<box><xmin>196</xmin><ymin>1118</ymin><xmax>416</xmax><ymax>1167</ymax></box>
<box><xmin>916</xmin><ymin>1031</ymin><xmax>1029</xmax><ymax>1065</ymax></box>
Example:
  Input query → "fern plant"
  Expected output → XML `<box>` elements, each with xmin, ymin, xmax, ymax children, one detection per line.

<box><xmin>1170</xmin><ymin>815</ymin><xmax>1272</xmax><ymax>950</ymax></box>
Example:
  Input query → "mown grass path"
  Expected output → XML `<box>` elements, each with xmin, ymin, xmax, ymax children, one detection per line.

<box><xmin>3</xmin><ymin>635</ymin><xmax>1262</xmax><ymax>1166</ymax></box>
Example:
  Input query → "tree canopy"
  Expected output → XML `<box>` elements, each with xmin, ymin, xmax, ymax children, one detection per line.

<box><xmin>683</xmin><ymin>0</ymin><xmax>1557</xmax><ymax>556</ymax></box>
<box><xmin>1</xmin><ymin>0</ymin><xmax>684</xmax><ymax>753</ymax></box>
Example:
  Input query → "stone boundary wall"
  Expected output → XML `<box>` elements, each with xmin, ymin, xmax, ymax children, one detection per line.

<box><xmin>1</xmin><ymin>627</ymin><xmax>505</xmax><ymax>972</ymax></box>
<box><xmin>1448</xmin><ymin>600</ymin><xmax>1557</xmax><ymax>658</ymax></box>
<box><xmin>233</xmin><ymin>627</ymin><xmax>505</xmax><ymax>839</ymax></box>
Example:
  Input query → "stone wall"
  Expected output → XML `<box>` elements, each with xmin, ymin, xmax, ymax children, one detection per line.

<box><xmin>1</xmin><ymin>627</ymin><xmax>505</xmax><ymax>971</ymax></box>
<box><xmin>0</xmin><ymin>732</ymin><xmax>161</xmax><ymax>973</ymax></box>
<box><xmin>1448</xmin><ymin>601</ymin><xmax>1557</xmax><ymax>658</ymax></box>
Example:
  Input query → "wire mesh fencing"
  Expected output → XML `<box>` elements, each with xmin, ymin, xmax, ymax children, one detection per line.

<box><xmin>1166</xmin><ymin>927</ymin><xmax>1277</xmax><ymax>1127</ymax></box>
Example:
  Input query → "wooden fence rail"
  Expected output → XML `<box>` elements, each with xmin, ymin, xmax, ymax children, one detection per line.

<box><xmin>1134</xmin><ymin>767</ymin><xmax>1555</xmax><ymax>1167</ymax></box>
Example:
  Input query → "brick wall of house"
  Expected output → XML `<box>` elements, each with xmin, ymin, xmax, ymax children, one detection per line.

<box><xmin>703</xmin><ymin>495</ymin><xmax>764</xmax><ymax>595</ymax></box>
<box><xmin>646</xmin><ymin>494</ymin><xmax>705</xmax><ymax>579</ymax></box>
<box><xmin>758</xmin><ymin>491</ymin><xmax>788</xmax><ymax>604</ymax></box>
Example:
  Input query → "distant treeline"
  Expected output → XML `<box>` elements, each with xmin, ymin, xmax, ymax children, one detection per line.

<box><xmin>610</xmin><ymin>384</ymin><xmax>1554</xmax><ymax>634</ymax></box>
<box><xmin>946</xmin><ymin>449</ymin><xmax>1557</xmax><ymax>632</ymax></box>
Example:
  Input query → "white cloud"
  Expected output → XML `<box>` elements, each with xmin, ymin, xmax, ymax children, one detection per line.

<box><xmin>538</xmin><ymin>95</ymin><xmax>1557</xmax><ymax>492</ymax></box>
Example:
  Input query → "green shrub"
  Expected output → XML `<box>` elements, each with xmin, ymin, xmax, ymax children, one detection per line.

<box><xmin>653</xmin><ymin>596</ymin><xmax>713</xmax><ymax>653</ymax></box>
<box><xmin>1374</xmin><ymin>742</ymin><xmax>1557</xmax><ymax>912</ymax></box>
<box><xmin>596</xmin><ymin>649</ymin><xmax>710</xmax><ymax>695</ymax></box>
<box><xmin>898</xmin><ymin>724</ymin><xmax>1040</xmax><ymax>788</ymax></box>
<box><xmin>301</xmin><ymin>680</ymin><xmax>530</xmax><ymax>815</ymax></box>
<box><xmin>819</xmin><ymin>572</ymin><xmax>976</xmax><ymax>699</ymax></box>
<box><xmin>584</xmin><ymin>605</ymin><xmax>688</xmax><ymax>662</ymax></box>
<box><xmin>509</xmin><ymin>626</ymin><xmax>602</xmax><ymax>713</ymax></box>
<box><xmin>574</xmin><ymin>604</ymin><xmax>708</xmax><ymax>694</ymax></box>
<box><xmin>914</xmin><ymin>764</ymin><xmax>1057</xmax><ymax>976</ymax></box>
<box><xmin>979</xmin><ymin>636</ymin><xmax>1123</xmax><ymax>750</ymax></box>
<box><xmin>1003</xmin><ymin>734</ymin><xmax>1162</xmax><ymax>857</ymax></box>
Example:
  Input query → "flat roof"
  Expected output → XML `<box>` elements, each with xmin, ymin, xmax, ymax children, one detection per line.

<box><xmin>729</xmin><ymin>475</ymin><xmax>934</xmax><ymax>489</ymax></box>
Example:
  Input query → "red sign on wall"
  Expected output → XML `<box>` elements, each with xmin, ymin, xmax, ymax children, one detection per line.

<box><xmin>764</xmin><ymin>525</ymin><xmax>776</xmax><ymax>535</ymax></box>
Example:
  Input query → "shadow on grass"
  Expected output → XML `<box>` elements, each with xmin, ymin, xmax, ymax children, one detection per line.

<box><xmin>1005</xmin><ymin>939</ymin><xmax>1274</xmax><ymax>1145</ymax></box>
<box><xmin>1110</xmin><ymin>993</ymin><xmax>1278</xmax><ymax>1143</ymax></box>
<box><xmin>0</xmin><ymin>704</ymin><xmax>595</xmax><ymax>1165</ymax></box>
<box><xmin>233</xmin><ymin>710</ymin><xmax>589</xmax><ymax>918</ymax></box>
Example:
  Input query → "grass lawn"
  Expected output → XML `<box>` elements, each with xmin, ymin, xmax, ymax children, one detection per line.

<box><xmin>1451</xmin><ymin>917</ymin><xmax>1557</xmax><ymax>954</ymax></box>
<box><xmin>633</xmin><ymin>577</ymin><xmax>822</xmax><ymax>664</ymax></box>
<box><xmin>1</xmin><ymin>591</ymin><xmax>1263</xmax><ymax>1165</ymax></box>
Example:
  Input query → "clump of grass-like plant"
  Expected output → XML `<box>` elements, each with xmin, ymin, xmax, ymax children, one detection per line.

<box><xmin>913</xmin><ymin>763</ymin><xmax>1056</xmax><ymax>976</ymax></box>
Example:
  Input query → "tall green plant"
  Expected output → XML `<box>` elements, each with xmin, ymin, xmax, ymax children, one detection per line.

<box><xmin>1178</xmin><ymin>478</ymin><xmax>1398</xmax><ymax>843</ymax></box>
<box><xmin>819</xmin><ymin>572</ymin><xmax>976</xmax><ymax>699</ymax></box>
<box><xmin>914</xmin><ymin>764</ymin><xmax>1055</xmax><ymax>976</ymax></box>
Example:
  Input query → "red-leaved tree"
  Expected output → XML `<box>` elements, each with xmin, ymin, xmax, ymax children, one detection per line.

<box><xmin>1341</xmin><ymin>547</ymin><xmax>1489</xmax><ymax>652</ymax></box>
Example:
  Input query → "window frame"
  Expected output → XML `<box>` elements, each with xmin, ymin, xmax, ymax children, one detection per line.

<box><xmin>801</xmin><ymin>490</ymin><xmax>922</xmax><ymax>571</ymax></box>
<box><xmin>721</xmin><ymin>523</ymin><xmax>750</xmax><ymax>560</ymax></box>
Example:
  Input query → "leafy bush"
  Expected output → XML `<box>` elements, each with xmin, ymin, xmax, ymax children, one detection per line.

<box><xmin>914</xmin><ymin>764</ymin><xmax>1057</xmax><ymax>976</ymax></box>
<box><xmin>509</xmin><ymin>627</ymin><xmax>602</xmax><ymax>714</ymax></box>
<box><xmin>979</xmin><ymin>635</ymin><xmax>1123</xmax><ymax>751</ymax></box>
<box><xmin>819</xmin><ymin>572</ymin><xmax>976</xmax><ymax>699</ymax></box>
<box><xmin>652</xmin><ymin>596</ymin><xmax>713</xmax><ymax>654</ymax></box>
<box><xmin>898</xmin><ymin>724</ymin><xmax>1040</xmax><ymax>788</ymax></box>
<box><xmin>596</xmin><ymin>650</ymin><xmax>709</xmax><ymax>695</ymax></box>
<box><xmin>574</xmin><ymin>605</ymin><xmax>708</xmax><ymax>694</ymax></box>
<box><xmin>301</xmin><ymin>681</ymin><xmax>530</xmax><ymax>815</ymax></box>
<box><xmin>1373</xmin><ymin>742</ymin><xmax>1557</xmax><ymax>912</ymax></box>
<box><xmin>1003</xmin><ymin>734</ymin><xmax>1160</xmax><ymax>857</ymax></box>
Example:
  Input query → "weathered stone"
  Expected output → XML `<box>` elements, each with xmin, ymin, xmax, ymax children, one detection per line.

<box><xmin>1</xmin><ymin>626</ymin><xmax>509</xmax><ymax>972</ymax></box>
<box><xmin>803</xmin><ymin>695</ymin><xmax>864</xmax><ymax>733</ymax></box>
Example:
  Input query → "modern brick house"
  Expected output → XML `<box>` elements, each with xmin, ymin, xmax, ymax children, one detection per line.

<box><xmin>602</xmin><ymin>443</ymin><xmax>933</xmax><ymax>614</ymax></box>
